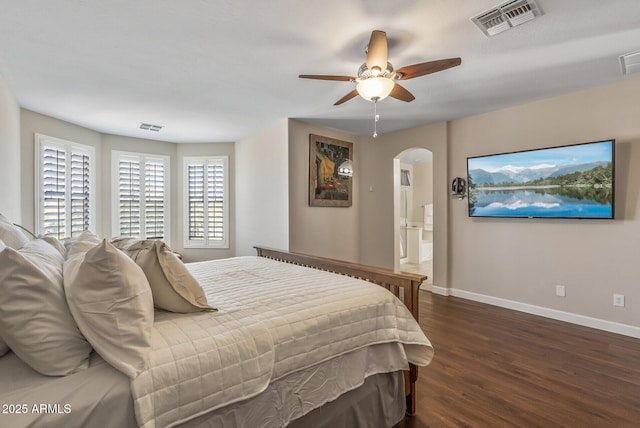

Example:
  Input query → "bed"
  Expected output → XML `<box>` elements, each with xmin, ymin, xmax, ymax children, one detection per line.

<box><xmin>0</xmin><ymin>230</ymin><xmax>432</xmax><ymax>428</ymax></box>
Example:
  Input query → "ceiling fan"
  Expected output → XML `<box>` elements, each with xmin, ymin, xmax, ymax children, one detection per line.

<box><xmin>299</xmin><ymin>30</ymin><xmax>462</xmax><ymax>106</ymax></box>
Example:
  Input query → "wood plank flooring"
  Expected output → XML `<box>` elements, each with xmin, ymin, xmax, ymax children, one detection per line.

<box><xmin>398</xmin><ymin>292</ymin><xmax>640</xmax><ymax>427</ymax></box>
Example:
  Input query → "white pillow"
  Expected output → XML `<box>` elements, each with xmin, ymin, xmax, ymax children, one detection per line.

<box><xmin>64</xmin><ymin>239</ymin><xmax>154</xmax><ymax>378</ymax></box>
<box><xmin>112</xmin><ymin>238</ymin><xmax>215</xmax><ymax>313</ymax></box>
<box><xmin>0</xmin><ymin>240</ymin><xmax>8</xmax><ymax>357</ymax></box>
<box><xmin>0</xmin><ymin>239</ymin><xmax>92</xmax><ymax>374</ymax></box>
<box><xmin>0</xmin><ymin>213</ymin><xmax>29</xmax><ymax>250</ymax></box>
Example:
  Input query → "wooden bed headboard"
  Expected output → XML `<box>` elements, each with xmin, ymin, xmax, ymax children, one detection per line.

<box><xmin>254</xmin><ymin>245</ymin><xmax>427</xmax><ymax>416</ymax></box>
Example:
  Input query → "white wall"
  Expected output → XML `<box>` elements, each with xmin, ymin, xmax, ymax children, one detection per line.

<box><xmin>235</xmin><ymin>118</ymin><xmax>289</xmax><ymax>256</ymax></box>
<box><xmin>448</xmin><ymin>76</ymin><xmax>640</xmax><ymax>328</ymax></box>
<box><xmin>0</xmin><ymin>74</ymin><xmax>21</xmax><ymax>222</ymax></box>
<box><xmin>287</xmin><ymin>120</ymin><xmax>360</xmax><ymax>262</ymax></box>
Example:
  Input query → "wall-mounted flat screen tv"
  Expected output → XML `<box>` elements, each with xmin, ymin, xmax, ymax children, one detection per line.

<box><xmin>467</xmin><ymin>139</ymin><xmax>615</xmax><ymax>219</ymax></box>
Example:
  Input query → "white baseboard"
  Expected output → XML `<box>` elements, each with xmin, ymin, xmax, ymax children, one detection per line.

<box><xmin>430</xmin><ymin>286</ymin><xmax>450</xmax><ymax>296</ymax></box>
<box><xmin>429</xmin><ymin>288</ymin><xmax>640</xmax><ymax>339</ymax></box>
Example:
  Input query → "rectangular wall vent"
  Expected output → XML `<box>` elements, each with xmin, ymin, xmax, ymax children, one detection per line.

<box><xmin>140</xmin><ymin>123</ymin><xmax>163</xmax><ymax>132</ymax></box>
<box><xmin>620</xmin><ymin>50</ymin><xmax>640</xmax><ymax>75</ymax></box>
<box><xmin>472</xmin><ymin>0</ymin><xmax>543</xmax><ymax>37</ymax></box>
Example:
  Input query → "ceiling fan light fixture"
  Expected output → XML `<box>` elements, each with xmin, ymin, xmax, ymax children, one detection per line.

<box><xmin>356</xmin><ymin>77</ymin><xmax>395</xmax><ymax>101</ymax></box>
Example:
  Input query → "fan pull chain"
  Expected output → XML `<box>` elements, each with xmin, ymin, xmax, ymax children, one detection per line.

<box><xmin>373</xmin><ymin>97</ymin><xmax>379</xmax><ymax>138</ymax></box>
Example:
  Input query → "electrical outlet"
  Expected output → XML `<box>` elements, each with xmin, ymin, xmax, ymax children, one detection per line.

<box><xmin>555</xmin><ymin>285</ymin><xmax>566</xmax><ymax>297</ymax></box>
<box><xmin>613</xmin><ymin>294</ymin><xmax>625</xmax><ymax>307</ymax></box>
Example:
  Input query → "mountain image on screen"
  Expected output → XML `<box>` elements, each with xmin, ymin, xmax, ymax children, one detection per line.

<box><xmin>466</xmin><ymin>140</ymin><xmax>614</xmax><ymax>219</ymax></box>
<box><xmin>469</xmin><ymin>161</ymin><xmax>609</xmax><ymax>186</ymax></box>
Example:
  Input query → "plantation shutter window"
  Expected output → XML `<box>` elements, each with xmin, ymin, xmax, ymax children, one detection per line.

<box><xmin>41</xmin><ymin>147</ymin><xmax>67</xmax><ymax>239</ymax></box>
<box><xmin>145</xmin><ymin>161</ymin><xmax>166</xmax><ymax>239</ymax></box>
<box><xmin>185</xmin><ymin>156</ymin><xmax>228</xmax><ymax>248</ymax></box>
<box><xmin>112</xmin><ymin>151</ymin><xmax>170</xmax><ymax>242</ymax></box>
<box><xmin>36</xmin><ymin>134</ymin><xmax>95</xmax><ymax>239</ymax></box>
<box><xmin>187</xmin><ymin>164</ymin><xmax>205</xmax><ymax>241</ymax></box>
<box><xmin>207</xmin><ymin>162</ymin><xmax>225</xmax><ymax>242</ymax></box>
<box><xmin>70</xmin><ymin>153</ymin><xmax>91</xmax><ymax>236</ymax></box>
<box><xmin>117</xmin><ymin>159</ymin><xmax>141</xmax><ymax>237</ymax></box>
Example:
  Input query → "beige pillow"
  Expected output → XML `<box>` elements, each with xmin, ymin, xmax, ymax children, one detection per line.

<box><xmin>0</xmin><ymin>213</ymin><xmax>29</xmax><ymax>250</ymax></box>
<box><xmin>111</xmin><ymin>238</ymin><xmax>215</xmax><ymax>313</ymax></box>
<box><xmin>64</xmin><ymin>239</ymin><xmax>154</xmax><ymax>378</ymax></box>
<box><xmin>40</xmin><ymin>236</ymin><xmax>67</xmax><ymax>258</ymax></box>
<box><xmin>0</xmin><ymin>337</ymin><xmax>7</xmax><ymax>357</ymax></box>
<box><xmin>0</xmin><ymin>240</ymin><xmax>8</xmax><ymax>357</ymax></box>
<box><xmin>65</xmin><ymin>230</ymin><xmax>101</xmax><ymax>257</ymax></box>
<box><xmin>0</xmin><ymin>239</ymin><xmax>92</xmax><ymax>374</ymax></box>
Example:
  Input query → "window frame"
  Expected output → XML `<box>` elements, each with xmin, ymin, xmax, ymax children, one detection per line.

<box><xmin>34</xmin><ymin>133</ymin><xmax>96</xmax><ymax>238</ymax></box>
<box><xmin>183</xmin><ymin>155</ymin><xmax>229</xmax><ymax>249</ymax></box>
<box><xmin>111</xmin><ymin>150</ymin><xmax>171</xmax><ymax>244</ymax></box>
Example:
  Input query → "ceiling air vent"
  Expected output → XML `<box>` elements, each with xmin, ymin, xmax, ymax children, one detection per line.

<box><xmin>140</xmin><ymin>123</ymin><xmax>163</xmax><ymax>132</ymax></box>
<box><xmin>620</xmin><ymin>50</ymin><xmax>640</xmax><ymax>75</ymax></box>
<box><xmin>472</xmin><ymin>0</ymin><xmax>543</xmax><ymax>37</ymax></box>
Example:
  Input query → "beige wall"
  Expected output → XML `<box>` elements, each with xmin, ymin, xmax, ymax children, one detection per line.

<box><xmin>288</xmin><ymin>120</ymin><xmax>360</xmax><ymax>262</ymax></box>
<box><xmin>235</xmin><ymin>118</ymin><xmax>289</xmax><ymax>256</ymax></box>
<box><xmin>448</xmin><ymin>77</ymin><xmax>640</xmax><ymax>327</ymax></box>
<box><xmin>357</xmin><ymin>123</ymin><xmax>449</xmax><ymax>289</ymax></box>
<box><xmin>410</xmin><ymin>160</ymin><xmax>433</xmax><ymax>224</ymax></box>
<box><xmin>0</xmin><ymin>74</ymin><xmax>21</xmax><ymax>221</ymax></box>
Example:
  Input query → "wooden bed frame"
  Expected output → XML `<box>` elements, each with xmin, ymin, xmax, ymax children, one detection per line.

<box><xmin>254</xmin><ymin>246</ymin><xmax>427</xmax><ymax>416</ymax></box>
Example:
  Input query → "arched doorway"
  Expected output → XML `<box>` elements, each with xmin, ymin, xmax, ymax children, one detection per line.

<box><xmin>393</xmin><ymin>148</ymin><xmax>433</xmax><ymax>289</ymax></box>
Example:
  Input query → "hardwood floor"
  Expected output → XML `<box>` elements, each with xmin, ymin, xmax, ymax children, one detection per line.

<box><xmin>399</xmin><ymin>291</ymin><xmax>640</xmax><ymax>427</ymax></box>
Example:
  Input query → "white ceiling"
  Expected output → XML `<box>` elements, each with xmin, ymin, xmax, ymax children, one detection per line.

<box><xmin>1</xmin><ymin>0</ymin><xmax>639</xmax><ymax>143</ymax></box>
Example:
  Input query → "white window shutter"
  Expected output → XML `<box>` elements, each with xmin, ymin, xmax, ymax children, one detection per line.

<box><xmin>118</xmin><ymin>159</ymin><xmax>141</xmax><ymax>237</ymax></box>
<box><xmin>207</xmin><ymin>162</ymin><xmax>225</xmax><ymax>242</ymax></box>
<box><xmin>145</xmin><ymin>160</ymin><xmax>165</xmax><ymax>239</ymax></box>
<box><xmin>42</xmin><ymin>147</ymin><xmax>67</xmax><ymax>239</ymax></box>
<box><xmin>112</xmin><ymin>151</ymin><xmax>169</xmax><ymax>241</ymax></box>
<box><xmin>36</xmin><ymin>134</ymin><xmax>95</xmax><ymax>239</ymax></box>
<box><xmin>185</xmin><ymin>156</ymin><xmax>227</xmax><ymax>248</ymax></box>
<box><xmin>188</xmin><ymin>163</ymin><xmax>205</xmax><ymax>241</ymax></box>
<box><xmin>70</xmin><ymin>153</ymin><xmax>91</xmax><ymax>236</ymax></box>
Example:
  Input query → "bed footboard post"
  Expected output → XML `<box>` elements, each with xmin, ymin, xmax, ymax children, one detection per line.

<box><xmin>405</xmin><ymin>364</ymin><xmax>418</xmax><ymax>416</ymax></box>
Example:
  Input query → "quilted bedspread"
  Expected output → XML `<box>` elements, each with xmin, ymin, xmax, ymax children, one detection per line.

<box><xmin>130</xmin><ymin>256</ymin><xmax>433</xmax><ymax>428</ymax></box>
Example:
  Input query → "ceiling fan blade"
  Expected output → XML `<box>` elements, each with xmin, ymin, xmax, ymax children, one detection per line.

<box><xmin>334</xmin><ymin>90</ymin><xmax>359</xmax><ymax>105</ymax></box>
<box><xmin>366</xmin><ymin>30</ymin><xmax>388</xmax><ymax>73</ymax></box>
<box><xmin>395</xmin><ymin>58</ymin><xmax>462</xmax><ymax>80</ymax></box>
<box><xmin>389</xmin><ymin>83</ymin><xmax>415</xmax><ymax>102</ymax></box>
<box><xmin>299</xmin><ymin>74</ymin><xmax>354</xmax><ymax>82</ymax></box>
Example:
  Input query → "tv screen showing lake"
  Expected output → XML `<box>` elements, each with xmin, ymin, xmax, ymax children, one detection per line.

<box><xmin>467</xmin><ymin>140</ymin><xmax>614</xmax><ymax>219</ymax></box>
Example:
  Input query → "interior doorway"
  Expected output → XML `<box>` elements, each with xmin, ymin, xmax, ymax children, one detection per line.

<box><xmin>393</xmin><ymin>148</ymin><xmax>433</xmax><ymax>288</ymax></box>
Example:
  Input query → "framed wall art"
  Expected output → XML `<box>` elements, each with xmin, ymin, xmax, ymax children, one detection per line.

<box><xmin>308</xmin><ymin>134</ymin><xmax>353</xmax><ymax>207</ymax></box>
